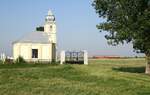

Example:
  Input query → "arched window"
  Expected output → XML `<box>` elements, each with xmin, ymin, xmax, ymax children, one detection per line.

<box><xmin>50</xmin><ymin>26</ymin><xmax>53</xmax><ymax>31</ymax></box>
<box><xmin>50</xmin><ymin>26</ymin><xmax>53</xmax><ymax>29</ymax></box>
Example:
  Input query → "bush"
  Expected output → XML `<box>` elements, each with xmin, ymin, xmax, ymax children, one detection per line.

<box><xmin>0</xmin><ymin>59</ymin><xmax>6</xmax><ymax>64</ymax></box>
<box><xmin>15</xmin><ymin>56</ymin><xmax>26</xmax><ymax>64</ymax></box>
<box><xmin>0</xmin><ymin>60</ymin><xmax>3</xmax><ymax>64</ymax></box>
<box><xmin>5</xmin><ymin>58</ymin><xmax>14</xmax><ymax>64</ymax></box>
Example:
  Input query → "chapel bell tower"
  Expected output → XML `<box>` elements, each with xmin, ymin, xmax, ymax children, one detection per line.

<box><xmin>44</xmin><ymin>10</ymin><xmax>57</xmax><ymax>61</ymax></box>
<box><xmin>44</xmin><ymin>10</ymin><xmax>57</xmax><ymax>44</ymax></box>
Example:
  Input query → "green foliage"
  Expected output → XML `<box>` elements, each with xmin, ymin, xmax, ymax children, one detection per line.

<box><xmin>0</xmin><ymin>59</ymin><xmax>150</xmax><ymax>95</ymax></box>
<box><xmin>0</xmin><ymin>59</ymin><xmax>6</xmax><ymax>64</ymax></box>
<box><xmin>93</xmin><ymin>0</ymin><xmax>150</xmax><ymax>55</ymax></box>
<box><xmin>51</xmin><ymin>59</ymin><xmax>56</xmax><ymax>63</ymax></box>
<box><xmin>15</xmin><ymin>56</ymin><xmax>26</xmax><ymax>64</ymax></box>
<box><xmin>0</xmin><ymin>60</ymin><xmax>2</xmax><ymax>64</ymax></box>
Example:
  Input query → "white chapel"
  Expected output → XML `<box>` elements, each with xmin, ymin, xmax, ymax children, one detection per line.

<box><xmin>13</xmin><ymin>10</ymin><xmax>57</xmax><ymax>62</ymax></box>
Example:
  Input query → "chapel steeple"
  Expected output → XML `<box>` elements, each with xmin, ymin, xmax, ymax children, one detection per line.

<box><xmin>45</xmin><ymin>10</ymin><xmax>55</xmax><ymax>23</ymax></box>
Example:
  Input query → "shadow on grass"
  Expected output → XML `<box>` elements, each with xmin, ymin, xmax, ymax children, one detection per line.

<box><xmin>113</xmin><ymin>66</ymin><xmax>145</xmax><ymax>73</ymax></box>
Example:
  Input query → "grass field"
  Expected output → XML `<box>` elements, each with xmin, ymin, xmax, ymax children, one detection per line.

<box><xmin>0</xmin><ymin>58</ymin><xmax>150</xmax><ymax>95</ymax></box>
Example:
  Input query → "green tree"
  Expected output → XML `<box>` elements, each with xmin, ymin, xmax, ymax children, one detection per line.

<box><xmin>93</xmin><ymin>0</ymin><xmax>150</xmax><ymax>74</ymax></box>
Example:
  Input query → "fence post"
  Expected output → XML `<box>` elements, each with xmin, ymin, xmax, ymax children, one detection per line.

<box><xmin>60</xmin><ymin>51</ymin><xmax>65</xmax><ymax>64</ymax></box>
<box><xmin>84</xmin><ymin>50</ymin><xmax>88</xmax><ymax>65</ymax></box>
<box><xmin>1</xmin><ymin>53</ymin><xmax>6</xmax><ymax>64</ymax></box>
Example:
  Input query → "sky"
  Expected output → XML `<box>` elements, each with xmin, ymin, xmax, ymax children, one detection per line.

<box><xmin>0</xmin><ymin>0</ymin><xmax>144</xmax><ymax>57</ymax></box>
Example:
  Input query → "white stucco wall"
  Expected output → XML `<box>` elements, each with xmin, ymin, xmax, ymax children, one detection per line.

<box><xmin>13</xmin><ymin>43</ymin><xmax>52</xmax><ymax>62</ymax></box>
<box><xmin>44</xmin><ymin>23</ymin><xmax>57</xmax><ymax>44</ymax></box>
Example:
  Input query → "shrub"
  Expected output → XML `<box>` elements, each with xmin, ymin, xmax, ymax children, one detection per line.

<box><xmin>0</xmin><ymin>60</ymin><xmax>2</xmax><ymax>64</ymax></box>
<box><xmin>15</xmin><ymin>56</ymin><xmax>26</xmax><ymax>64</ymax></box>
<box><xmin>0</xmin><ymin>59</ymin><xmax>6</xmax><ymax>64</ymax></box>
<box><xmin>5</xmin><ymin>58</ymin><xmax>14</xmax><ymax>64</ymax></box>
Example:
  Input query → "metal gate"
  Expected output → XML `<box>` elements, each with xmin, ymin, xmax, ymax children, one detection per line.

<box><xmin>65</xmin><ymin>51</ymin><xmax>84</xmax><ymax>64</ymax></box>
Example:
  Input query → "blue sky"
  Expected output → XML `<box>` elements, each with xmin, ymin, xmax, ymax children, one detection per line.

<box><xmin>0</xmin><ymin>0</ymin><xmax>144</xmax><ymax>57</ymax></box>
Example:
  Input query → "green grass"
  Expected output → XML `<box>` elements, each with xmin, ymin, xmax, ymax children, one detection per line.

<box><xmin>0</xmin><ymin>58</ymin><xmax>150</xmax><ymax>95</ymax></box>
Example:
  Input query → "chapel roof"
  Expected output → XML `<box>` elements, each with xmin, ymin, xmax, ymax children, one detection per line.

<box><xmin>13</xmin><ymin>32</ymin><xmax>51</xmax><ymax>44</ymax></box>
